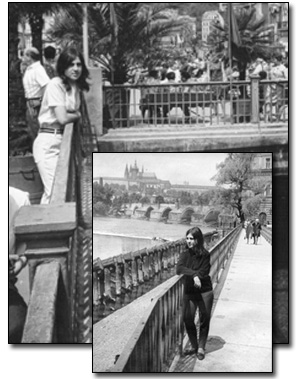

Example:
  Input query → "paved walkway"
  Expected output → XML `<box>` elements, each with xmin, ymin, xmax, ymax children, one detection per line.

<box><xmin>170</xmin><ymin>233</ymin><xmax>272</xmax><ymax>373</ymax></box>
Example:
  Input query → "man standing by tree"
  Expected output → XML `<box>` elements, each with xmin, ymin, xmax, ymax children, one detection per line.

<box><xmin>22</xmin><ymin>47</ymin><xmax>50</xmax><ymax>144</ymax></box>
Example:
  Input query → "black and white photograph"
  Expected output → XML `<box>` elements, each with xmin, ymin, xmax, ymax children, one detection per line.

<box><xmin>92</xmin><ymin>152</ymin><xmax>273</xmax><ymax>372</ymax></box>
<box><xmin>7</xmin><ymin>1</ymin><xmax>292</xmax><ymax>378</ymax></box>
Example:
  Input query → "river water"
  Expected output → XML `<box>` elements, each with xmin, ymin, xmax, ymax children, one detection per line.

<box><xmin>93</xmin><ymin>216</ymin><xmax>215</xmax><ymax>260</ymax></box>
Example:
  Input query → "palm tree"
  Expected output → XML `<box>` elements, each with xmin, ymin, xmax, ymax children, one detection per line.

<box><xmin>206</xmin><ymin>6</ymin><xmax>274</xmax><ymax>80</ymax></box>
<box><xmin>48</xmin><ymin>3</ymin><xmax>194</xmax><ymax>84</ymax></box>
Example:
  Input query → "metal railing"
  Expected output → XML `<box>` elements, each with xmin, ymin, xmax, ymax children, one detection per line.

<box><xmin>261</xmin><ymin>226</ymin><xmax>272</xmax><ymax>245</ymax></box>
<box><xmin>106</xmin><ymin>225</ymin><xmax>242</xmax><ymax>372</ymax></box>
<box><xmin>103</xmin><ymin>77</ymin><xmax>288</xmax><ymax>129</ymax></box>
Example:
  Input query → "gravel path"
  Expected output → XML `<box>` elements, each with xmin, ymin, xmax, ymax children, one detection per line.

<box><xmin>93</xmin><ymin>275</ymin><xmax>179</xmax><ymax>372</ymax></box>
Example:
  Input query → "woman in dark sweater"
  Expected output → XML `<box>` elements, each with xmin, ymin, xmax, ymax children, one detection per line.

<box><xmin>176</xmin><ymin>227</ymin><xmax>213</xmax><ymax>360</ymax></box>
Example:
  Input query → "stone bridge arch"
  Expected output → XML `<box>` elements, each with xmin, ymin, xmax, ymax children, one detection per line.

<box><xmin>161</xmin><ymin>207</ymin><xmax>172</xmax><ymax>220</ymax></box>
<box><xmin>204</xmin><ymin>209</ymin><xmax>220</xmax><ymax>225</ymax></box>
<box><xmin>180</xmin><ymin>207</ymin><xmax>195</xmax><ymax>223</ymax></box>
<box><xmin>145</xmin><ymin>206</ymin><xmax>154</xmax><ymax>219</ymax></box>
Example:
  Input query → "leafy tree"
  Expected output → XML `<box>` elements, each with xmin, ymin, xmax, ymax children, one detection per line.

<box><xmin>9</xmin><ymin>3</ymin><xmax>29</xmax><ymax>155</ymax></box>
<box><xmin>212</xmin><ymin>153</ymin><xmax>269</xmax><ymax>222</ymax></box>
<box><xmin>129</xmin><ymin>192</ymin><xmax>142</xmax><ymax>204</ymax></box>
<box><xmin>243</xmin><ymin>195</ymin><xmax>263</xmax><ymax>219</ymax></box>
<box><xmin>198</xmin><ymin>190</ymin><xmax>216</xmax><ymax>206</ymax></box>
<box><xmin>155</xmin><ymin>195</ymin><xmax>165</xmax><ymax>204</ymax></box>
<box><xmin>93</xmin><ymin>182</ymin><xmax>114</xmax><ymax>205</ymax></box>
<box><xmin>179</xmin><ymin>191</ymin><xmax>192</xmax><ymax>206</ymax></box>
<box><xmin>48</xmin><ymin>3</ymin><xmax>193</xmax><ymax>83</ymax></box>
<box><xmin>93</xmin><ymin>201</ymin><xmax>108</xmax><ymax>216</ymax></box>
<box><xmin>140</xmin><ymin>196</ymin><xmax>150</xmax><ymax>206</ymax></box>
<box><xmin>206</xmin><ymin>6</ymin><xmax>274</xmax><ymax>79</ymax></box>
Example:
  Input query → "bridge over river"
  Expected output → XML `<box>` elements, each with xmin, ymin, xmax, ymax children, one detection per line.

<box><xmin>126</xmin><ymin>203</ymin><xmax>225</xmax><ymax>226</ymax></box>
<box><xmin>93</xmin><ymin>227</ymin><xmax>272</xmax><ymax>372</ymax></box>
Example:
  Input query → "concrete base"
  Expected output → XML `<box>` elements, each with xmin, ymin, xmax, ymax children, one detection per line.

<box><xmin>97</xmin><ymin>123</ymin><xmax>287</xmax><ymax>152</ymax></box>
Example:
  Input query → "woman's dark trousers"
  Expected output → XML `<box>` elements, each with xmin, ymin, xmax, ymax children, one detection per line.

<box><xmin>183</xmin><ymin>290</ymin><xmax>214</xmax><ymax>350</ymax></box>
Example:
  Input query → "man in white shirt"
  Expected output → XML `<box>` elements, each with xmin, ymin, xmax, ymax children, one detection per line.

<box><xmin>22</xmin><ymin>47</ymin><xmax>50</xmax><ymax>143</ymax></box>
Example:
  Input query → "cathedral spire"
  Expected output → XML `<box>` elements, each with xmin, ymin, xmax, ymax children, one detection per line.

<box><xmin>124</xmin><ymin>164</ymin><xmax>129</xmax><ymax>179</ymax></box>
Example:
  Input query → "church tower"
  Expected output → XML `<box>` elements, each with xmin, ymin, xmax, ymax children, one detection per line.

<box><xmin>124</xmin><ymin>164</ymin><xmax>129</xmax><ymax>179</ymax></box>
<box><xmin>131</xmin><ymin>160</ymin><xmax>139</xmax><ymax>180</ymax></box>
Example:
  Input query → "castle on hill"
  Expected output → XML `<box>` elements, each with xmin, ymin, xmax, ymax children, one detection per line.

<box><xmin>93</xmin><ymin>160</ymin><xmax>215</xmax><ymax>194</ymax></box>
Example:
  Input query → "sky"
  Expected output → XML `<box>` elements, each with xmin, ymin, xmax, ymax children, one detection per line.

<box><xmin>93</xmin><ymin>153</ymin><xmax>228</xmax><ymax>186</ymax></box>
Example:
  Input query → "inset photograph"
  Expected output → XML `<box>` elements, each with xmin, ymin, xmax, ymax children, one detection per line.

<box><xmin>93</xmin><ymin>152</ymin><xmax>273</xmax><ymax>373</ymax></box>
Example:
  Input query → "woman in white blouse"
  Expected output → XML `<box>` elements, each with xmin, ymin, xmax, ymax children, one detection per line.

<box><xmin>33</xmin><ymin>46</ymin><xmax>90</xmax><ymax>204</ymax></box>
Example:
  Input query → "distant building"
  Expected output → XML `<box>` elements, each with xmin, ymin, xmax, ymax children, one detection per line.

<box><xmin>93</xmin><ymin>161</ymin><xmax>171</xmax><ymax>192</ymax></box>
<box><xmin>202</xmin><ymin>10</ymin><xmax>221</xmax><ymax>42</ymax></box>
<box><xmin>251</xmin><ymin>153</ymin><xmax>272</xmax><ymax>224</ymax></box>
<box><xmin>170</xmin><ymin>184</ymin><xmax>216</xmax><ymax>195</ymax></box>
<box><xmin>93</xmin><ymin>161</ymin><xmax>216</xmax><ymax>194</ymax></box>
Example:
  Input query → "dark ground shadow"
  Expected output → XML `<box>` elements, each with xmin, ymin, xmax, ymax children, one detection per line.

<box><xmin>205</xmin><ymin>335</ymin><xmax>226</xmax><ymax>354</ymax></box>
<box><xmin>171</xmin><ymin>336</ymin><xmax>226</xmax><ymax>372</ymax></box>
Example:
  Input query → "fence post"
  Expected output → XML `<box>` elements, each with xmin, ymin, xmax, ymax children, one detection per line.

<box><xmin>250</xmin><ymin>74</ymin><xmax>260</xmax><ymax>124</ymax></box>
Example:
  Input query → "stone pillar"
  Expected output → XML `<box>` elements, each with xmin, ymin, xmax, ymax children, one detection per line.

<box><xmin>84</xmin><ymin>67</ymin><xmax>103</xmax><ymax>137</ymax></box>
<box><xmin>250</xmin><ymin>74</ymin><xmax>260</xmax><ymax>124</ymax></box>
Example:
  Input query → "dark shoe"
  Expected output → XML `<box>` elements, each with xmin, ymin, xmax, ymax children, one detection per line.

<box><xmin>183</xmin><ymin>347</ymin><xmax>197</xmax><ymax>356</ymax></box>
<box><xmin>197</xmin><ymin>348</ymin><xmax>205</xmax><ymax>360</ymax></box>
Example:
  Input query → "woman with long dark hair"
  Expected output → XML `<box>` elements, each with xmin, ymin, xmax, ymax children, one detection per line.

<box><xmin>176</xmin><ymin>226</ymin><xmax>214</xmax><ymax>360</ymax></box>
<box><xmin>33</xmin><ymin>46</ymin><xmax>90</xmax><ymax>204</ymax></box>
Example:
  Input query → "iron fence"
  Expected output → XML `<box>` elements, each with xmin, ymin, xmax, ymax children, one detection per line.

<box><xmin>103</xmin><ymin>78</ymin><xmax>288</xmax><ymax>129</ymax></box>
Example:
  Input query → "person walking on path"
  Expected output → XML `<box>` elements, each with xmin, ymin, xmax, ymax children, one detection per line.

<box><xmin>33</xmin><ymin>46</ymin><xmax>90</xmax><ymax>204</ymax></box>
<box><xmin>22</xmin><ymin>47</ymin><xmax>50</xmax><ymax>143</ymax></box>
<box><xmin>176</xmin><ymin>227</ymin><xmax>214</xmax><ymax>361</ymax></box>
<box><xmin>252</xmin><ymin>218</ymin><xmax>262</xmax><ymax>245</ymax></box>
<box><xmin>244</xmin><ymin>220</ymin><xmax>253</xmax><ymax>244</ymax></box>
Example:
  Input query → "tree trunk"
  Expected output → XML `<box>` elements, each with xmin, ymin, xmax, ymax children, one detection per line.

<box><xmin>29</xmin><ymin>13</ymin><xmax>44</xmax><ymax>59</ymax></box>
<box><xmin>9</xmin><ymin>4</ymin><xmax>29</xmax><ymax>155</ymax></box>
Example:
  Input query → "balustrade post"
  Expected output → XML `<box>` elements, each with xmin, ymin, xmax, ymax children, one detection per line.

<box><xmin>93</xmin><ymin>271</ymin><xmax>100</xmax><ymax>305</ymax></box>
<box><xmin>143</xmin><ymin>255</ymin><xmax>150</xmax><ymax>281</ymax></box>
<box><xmin>154</xmin><ymin>251</ymin><xmax>159</xmax><ymax>274</ymax></box>
<box><xmin>98</xmin><ymin>270</ymin><xmax>105</xmax><ymax>299</ymax></box>
<box><xmin>148</xmin><ymin>253</ymin><xmax>154</xmax><ymax>279</ymax></box>
<box><xmin>137</xmin><ymin>258</ymin><xmax>144</xmax><ymax>283</ymax></box>
<box><xmin>250</xmin><ymin>74</ymin><xmax>260</xmax><ymax>124</ymax></box>
<box><xmin>124</xmin><ymin>261</ymin><xmax>132</xmax><ymax>290</ymax></box>
<box><xmin>115</xmin><ymin>261</ymin><xmax>122</xmax><ymax>296</ymax></box>
<box><xmin>104</xmin><ymin>268</ymin><xmax>112</xmax><ymax>298</ymax></box>
<box><xmin>162</xmin><ymin>250</ymin><xmax>168</xmax><ymax>270</ymax></box>
<box><xmin>157</xmin><ymin>249</ymin><xmax>162</xmax><ymax>272</ymax></box>
<box><xmin>170</xmin><ymin>246</ymin><xmax>175</xmax><ymax>267</ymax></box>
<box><xmin>131</xmin><ymin>258</ymin><xmax>138</xmax><ymax>287</ymax></box>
